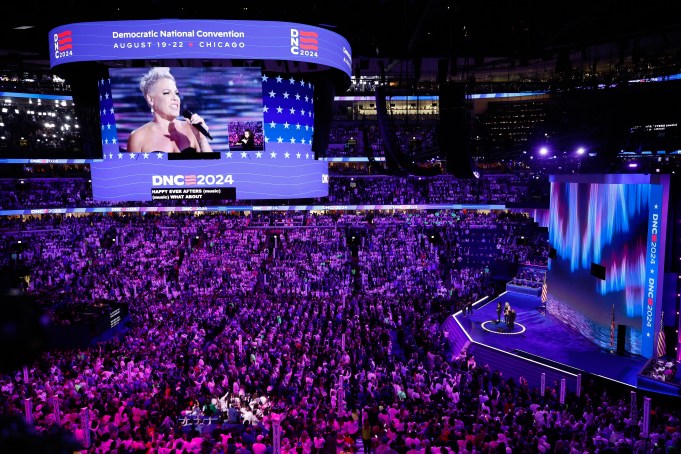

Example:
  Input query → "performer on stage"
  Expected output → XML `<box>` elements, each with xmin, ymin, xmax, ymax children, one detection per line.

<box><xmin>496</xmin><ymin>301</ymin><xmax>503</xmax><ymax>323</ymax></box>
<box><xmin>504</xmin><ymin>302</ymin><xmax>511</xmax><ymax>325</ymax></box>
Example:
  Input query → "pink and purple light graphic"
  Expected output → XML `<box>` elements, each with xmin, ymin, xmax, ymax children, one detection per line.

<box><xmin>546</xmin><ymin>175</ymin><xmax>667</xmax><ymax>357</ymax></box>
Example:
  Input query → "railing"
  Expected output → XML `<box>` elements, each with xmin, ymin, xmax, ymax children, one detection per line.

<box><xmin>506</xmin><ymin>283</ymin><xmax>541</xmax><ymax>296</ymax></box>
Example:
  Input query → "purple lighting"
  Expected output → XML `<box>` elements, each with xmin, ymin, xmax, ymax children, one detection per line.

<box><xmin>576</xmin><ymin>147</ymin><xmax>586</xmax><ymax>155</ymax></box>
<box><xmin>539</xmin><ymin>147</ymin><xmax>549</xmax><ymax>156</ymax></box>
<box><xmin>628</xmin><ymin>163</ymin><xmax>638</xmax><ymax>168</ymax></box>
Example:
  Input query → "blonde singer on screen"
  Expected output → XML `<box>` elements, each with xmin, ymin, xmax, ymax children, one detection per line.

<box><xmin>127</xmin><ymin>67</ymin><xmax>213</xmax><ymax>153</ymax></box>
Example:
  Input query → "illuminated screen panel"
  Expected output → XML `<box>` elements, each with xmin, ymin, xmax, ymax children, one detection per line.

<box><xmin>90</xmin><ymin>67</ymin><xmax>328</xmax><ymax>202</ymax></box>
<box><xmin>48</xmin><ymin>20</ymin><xmax>353</xmax><ymax>78</ymax></box>
<box><xmin>110</xmin><ymin>66</ymin><xmax>264</xmax><ymax>153</ymax></box>
<box><xmin>546</xmin><ymin>175</ymin><xmax>668</xmax><ymax>358</ymax></box>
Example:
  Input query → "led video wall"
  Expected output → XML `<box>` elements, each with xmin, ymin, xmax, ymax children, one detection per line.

<box><xmin>46</xmin><ymin>19</ymin><xmax>352</xmax><ymax>201</ymax></box>
<box><xmin>49</xmin><ymin>20</ymin><xmax>352</xmax><ymax>78</ymax></box>
<box><xmin>546</xmin><ymin>174</ymin><xmax>669</xmax><ymax>358</ymax></box>
<box><xmin>90</xmin><ymin>67</ymin><xmax>328</xmax><ymax>202</ymax></box>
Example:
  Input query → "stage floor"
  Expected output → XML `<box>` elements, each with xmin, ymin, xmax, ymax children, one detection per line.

<box><xmin>455</xmin><ymin>291</ymin><xmax>648</xmax><ymax>387</ymax></box>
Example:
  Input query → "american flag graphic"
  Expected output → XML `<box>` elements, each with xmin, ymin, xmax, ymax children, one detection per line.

<box><xmin>656</xmin><ymin>311</ymin><xmax>666</xmax><ymax>357</ymax></box>
<box><xmin>540</xmin><ymin>273</ymin><xmax>548</xmax><ymax>304</ymax></box>
<box><xmin>98</xmin><ymin>78</ymin><xmax>120</xmax><ymax>157</ymax></box>
<box><xmin>261</xmin><ymin>73</ymin><xmax>314</xmax><ymax>154</ymax></box>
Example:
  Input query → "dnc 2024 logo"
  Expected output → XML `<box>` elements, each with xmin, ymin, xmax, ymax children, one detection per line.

<box><xmin>290</xmin><ymin>28</ymin><xmax>318</xmax><ymax>58</ymax></box>
<box><xmin>53</xmin><ymin>30</ymin><xmax>73</xmax><ymax>59</ymax></box>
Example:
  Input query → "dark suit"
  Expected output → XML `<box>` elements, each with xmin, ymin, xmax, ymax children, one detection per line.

<box><xmin>240</xmin><ymin>134</ymin><xmax>255</xmax><ymax>150</ymax></box>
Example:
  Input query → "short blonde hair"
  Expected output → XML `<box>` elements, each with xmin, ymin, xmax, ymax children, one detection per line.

<box><xmin>139</xmin><ymin>67</ymin><xmax>175</xmax><ymax>100</ymax></box>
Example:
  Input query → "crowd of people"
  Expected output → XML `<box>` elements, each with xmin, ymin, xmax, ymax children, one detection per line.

<box><xmin>0</xmin><ymin>96</ymin><xmax>81</xmax><ymax>156</ymax></box>
<box><xmin>0</xmin><ymin>36</ymin><xmax>679</xmax><ymax>454</ymax></box>
<box><xmin>0</xmin><ymin>70</ymin><xmax>72</xmax><ymax>94</ymax></box>
<box><xmin>507</xmin><ymin>267</ymin><xmax>546</xmax><ymax>290</ymax></box>
<box><xmin>1</xmin><ymin>209</ymin><xmax>678</xmax><ymax>454</ymax></box>
<box><xmin>640</xmin><ymin>358</ymin><xmax>681</xmax><ymax>385</ymax></box>
<box><xmin>325</xmin><ymin>124</ymin><xmax>439</xmax><ymax>159</ymax></box>
<box><xmin>0</xmin><ymin>178</ymin><xmax>89</xmax><ymax>210</ymax></box>
<box><xmin>0</xmin><ymin>173</ymin><xmax>548</xmax><ymax>210</ymax></box>
<box><xmin>326</xmin><ymin>175</ymin><xmax>541</xmax><ymax>206</ymax></box>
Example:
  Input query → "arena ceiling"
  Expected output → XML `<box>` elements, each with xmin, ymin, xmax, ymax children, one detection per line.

<box><xmin>2</xmin><ymin>0</ymin><xmax>681</xmax><ymax>74</ymax></box>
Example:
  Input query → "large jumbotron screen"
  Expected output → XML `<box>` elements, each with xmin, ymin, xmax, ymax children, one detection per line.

<box><xmin>48</xmin><ymin>19</ymin><xmax>353</xmax><ymax>202</ymax></box>
<box><xmin>89</xmin><ymin>67</ymin><xmax>327</xmax><ymax>202</ymax></box>
<box><xmin>111</xmin><ymin>67</ymin><xmax>266</xmax><ymax>154</ymax></box>
<box><xmin>545</xmin><ymin>174</ymin><xmax>669</xmax><ymax>358</ymax></box>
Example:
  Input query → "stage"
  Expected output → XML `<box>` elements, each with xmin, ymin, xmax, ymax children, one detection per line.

<box><xmin>447</xmin><ymin>291</ymin><xmax>654</xmax><ymax>390</ymax></box>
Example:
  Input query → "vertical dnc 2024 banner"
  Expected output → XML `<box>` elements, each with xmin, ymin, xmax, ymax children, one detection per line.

<box><xmin>642</xmin><ymin>183</ymin><xmax>663</xmax><ymax>357</ymax></box>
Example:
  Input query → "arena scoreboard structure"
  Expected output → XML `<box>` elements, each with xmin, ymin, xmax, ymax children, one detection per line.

<box><xmin>48</xmin><ymin>19</ymin><xmax>352</xmax><ymax>202</ymax></box>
